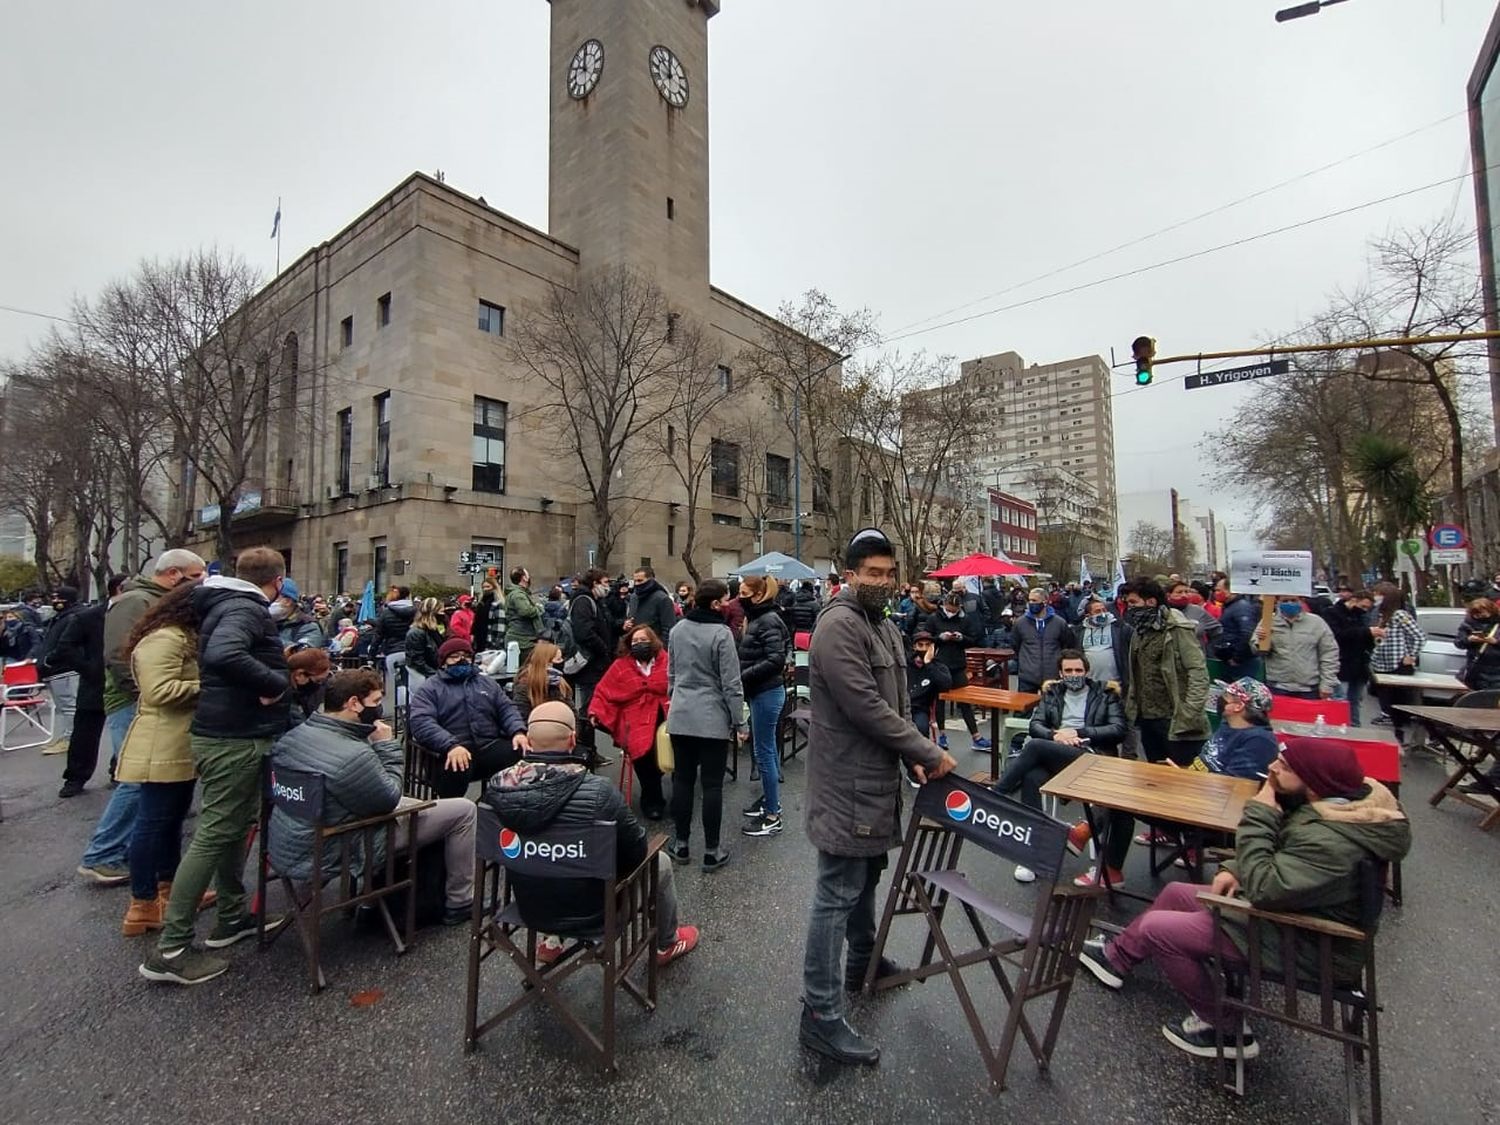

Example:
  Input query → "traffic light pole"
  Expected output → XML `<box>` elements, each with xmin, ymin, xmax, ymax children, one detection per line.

<box><xmin>1148</xmin><ymin>328</ymin><xmax>1500</xmax><ymax>369</ymax></box>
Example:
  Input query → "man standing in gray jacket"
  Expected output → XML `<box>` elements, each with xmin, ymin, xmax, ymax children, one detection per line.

<box><xmin>799</xmin><ymin>528</ymin><xmax>956</xmax><ymax>1067</ymax></box>
<box><xmin>1257</xmin><ymin>597</ymin><xmax>1339</xmax><ymax>700</ymax></box>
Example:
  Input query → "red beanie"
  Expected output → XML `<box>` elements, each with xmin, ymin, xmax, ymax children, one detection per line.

<box><xmin>1278</xmin><ymin>736</ymin><xmax>1365</xmax><ymax>799</ymax></box>
<box><xmin>437</xmin><ymin>637</ymin><xmax>474</xmax><ymax>663</ymax></box>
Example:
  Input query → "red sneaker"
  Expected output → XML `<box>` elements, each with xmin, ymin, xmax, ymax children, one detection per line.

<box><xmin>655</xmin><ymin>924</ymin><xmax>700</xmax><ymax>966</ymax></box>
<box><xmin>1133</xmin><ymin>827</ymin><xmax>1174</xmax><ymax>847</ymax></box>
<box><xmin>1066</xmin><ymin>821</ymin><xmax>1092</xmax><ymax>856</ymax></box>
<box><xmin>1073</xmin><ymin>865</ymin><xmax>1124</xmax><ymax>889</ymax></box>
<box><xmin>535</xmin><ymin>936</ymin><xmax>565</xmax><ymax>965</ymax></box>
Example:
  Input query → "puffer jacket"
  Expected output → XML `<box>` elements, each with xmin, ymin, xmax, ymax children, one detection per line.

<box><xmin>409</xmin><ymin>669</ymin><xmax>525</xmax><ymax>754</ymax></box>
<box><xmin>922</xmin><ymin>607</ymin><xmax>983</xmax><ymax>674</ymax></box>
<box><xmin>482</xmin><ymin>761</ymin><xmax>646</xmax><ymax>935</ymax></box>
<box><xmin>788</xmin><ymin>588</ymin><xmax>819</xmax><ymax>634</ymax></box>
<box><xmin>1215</xmin><ymin>594</ymin><xmax>1261</xmax><ymax>669</ymax></box>
<box><xmin>805</xmin><ymin>591</ymin><xmax>943</xmax><ymax>857</ymax></box>
<box><xmin>116</xmin><ymin>625</ymin><xmax>199</xmax><ymax>784</ymax></box>
<box><xmin>405</xmin><ymin>624</ymin><xmax>444</xmax><ymax>677</ymax></box>
<box><xmin>1220</xmin><ymin>778</ymin><xmax>1411</xmax><ymax>983</ymax></box>
<box><xmin>39</xmin><ymin>601</ymin><xmax>106</xmax><ymax>712</ymax></box>
<box><xmin>278</xmin><ymin>613</ymin><xmax>326</xmax><ymax>650</ymax></box>
<box><xmin>376</xmin><ymin>599</ymin><xmax>416</xmax><ymax>655</ymax></box>
<box><xmin>190</xmin><ymin>577</ymin><xmax>290</xmax><ymax>740</ymax></box>
<box><xmin>1012</xmin><ymin>607</ymin><xmax>1076</xmax><ymax>688</ymax></box>
<box><xmin>626</xmin><ymin>579</ymin><xmax>676</xmax><ymax>641</ymax></box>
<box><xmin>737</xmin><ymin>597</ymin><xmax>790</xmax><ymax>698</ymax></box>
<box><xmin>267</xmin><ymin>713</ymin><xmax>403</xmax><ymax>881</ymax></box>
<box><xmin>1027</xmin><ymin>679</ymin><xmax>1126</xmax><ymax>750</ymax></box>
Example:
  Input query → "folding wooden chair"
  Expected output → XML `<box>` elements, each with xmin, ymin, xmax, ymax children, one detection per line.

<box><xmin>464</xmin><ymin>805</ymin><xmax>664</xmax><ymax>1072</ymax></box>
<box><xmin>1201</xmin><ymin>858</ymin><xmax>1388</xmax><ymax>1125</ymax></box>
<box><xmin>1</xmin><ymin>660</ymin><xmax>55</xmax><ymax>751</ymax></box>
<box><xmin>864</xmin><ymin>776</ymin><xmax>1102</xmax><ymax>1093</ymax></box>
<box><xmin>256</xmin><ymin>764</ymin><xmax>430</xmax><ymax>993</ymax></box>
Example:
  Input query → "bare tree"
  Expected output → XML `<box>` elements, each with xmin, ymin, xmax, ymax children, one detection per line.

<box><xmin>0</xmin><ymin>364</ymin><xmax>67</xmax><ymax>580</ymax></box>
<box><xmin>509</xmin><ymin>266</ymin><xmax>682</xmax><ymax>570</ymax></box>
<box><xmin>1127</xmin><ymin>520</ymin><xmax>1176</xmax><ymax>575</ymax></box>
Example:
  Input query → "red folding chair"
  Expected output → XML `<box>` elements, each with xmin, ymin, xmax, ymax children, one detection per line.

<box><xmin>1269</xmin><ymin>695</ymin><xmax>1350</xmax><ymax>726</ymax></box>
<box><xmin>2</xmin><ymin>660</ymin><xmax>56</xmax><ymax>751</ymax></box>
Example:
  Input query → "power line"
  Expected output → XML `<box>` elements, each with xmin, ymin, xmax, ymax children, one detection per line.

<box><xmin>0</xmin><ymin>303</ymin><xmax>77</xmax><ymax>326</ymax></box>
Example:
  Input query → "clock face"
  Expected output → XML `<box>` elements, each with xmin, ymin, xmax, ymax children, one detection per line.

<box><xmin>567</xmin><ymin>38</ymin><xmax>604</xmax><ymax>99</ymax></box>
<box><xmin>648</xmin><ymin>45</ymin><xmax>689</xmax><ymax>108</ymax></box>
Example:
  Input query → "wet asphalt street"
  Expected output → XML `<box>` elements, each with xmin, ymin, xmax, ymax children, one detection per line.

<box><xmin>2</xmin><ymin>727</ymin><xmax>1498</xmax><ymax>1125</ymax></box>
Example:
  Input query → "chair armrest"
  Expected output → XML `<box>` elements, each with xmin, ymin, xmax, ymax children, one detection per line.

<box><xmin>617</xmin><ymin>833</ymin><xmax>668</xmax><ymax>885</ymax></box>
<box><xmin>1196</xmin><ymin>891</ymin><xmax>1366</xmax><ymax>941</ymax></box>
<box><xmin>320</xmin><ymin>801</ymin><xmax>434</xmax><ymax>838</ymax></box>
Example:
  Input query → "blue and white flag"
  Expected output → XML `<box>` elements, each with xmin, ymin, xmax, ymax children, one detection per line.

<box><xmin>1113</xmin><ymin>557</ymin><xmax>1127</xmax><ymax>592</ymax></box>
<box><xmin>1079</xmin><ymin>556</ymin><xmax>1092</xmax><ymax>588</ymax></box>
<box><xmin>270</xmin><ymin>199</ymin><xmax>281</xmax><ymax>240</ymax></box>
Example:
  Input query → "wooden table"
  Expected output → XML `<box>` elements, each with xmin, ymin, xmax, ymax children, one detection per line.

<box><xmin>965</xmin><ymin>648</ymin><xmax>1014</xmax><ymax>691</ymax></box>
<box><xmin>1394</xmin><ymin>705</ymin><xmax>1500</xmax><ymax>830</ymax></box>
<box><xmin>1371</xmin><ymin>671</ymin><xmax>1468</xmax><ymax>696</ymax></box>
<box><xmin>1042</xmin><ymin>755</ymin><xmax>1259</xmax><ymax>902</ymax></box>
<box><xmin>940</xmin><ymin>685</ymin><xmax>1039</xmax><ymax>781</ymax></box>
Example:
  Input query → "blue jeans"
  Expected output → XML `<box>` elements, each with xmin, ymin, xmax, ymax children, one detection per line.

<box><xmin>749</xmin><ymin>686</ymin><xmax>785</xmax><ymax>816</ymax></box>
<box><xmin>802</xmin><ymin>850</ymin><xmax>888</xmax><ymax>1020</ymax></box>
<box><xmin>129</xmin><ymin>779</ymin><xmax>196</xmax><ymax>899</ymax></box>
<box><xmin>80</xmin><ymin>705</ymin><xmax>140</xmax><ymax>868</ymax></box>
<box><xmin>1336</xmin><ymin>679</ymin><xmax>1367</xmax><ymax>726</ymax></box>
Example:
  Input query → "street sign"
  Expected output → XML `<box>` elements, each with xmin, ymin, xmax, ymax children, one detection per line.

<box><xmin>458</xmin><ymin>563</ymin><xmax>486</xmax><ymax>575</ymax></box>
<box><xmin>1397</xmin><ymin>538</ymin><xmax>1424</xmax><ymax>558</ymax></box>
<box><xmin>1182</xmin><ymin>359</ymin><xmax>1290</xmax><ymax>391</ymax></box>
<box><xmin>459</xmin><ymin>551</ymin><xmax>499</xmax><ymax>566</ymax></box>
<box><xmin>1430</xmin><ymin>547</ymin><xmax>1470</xmax><ymax>566</ymax></box>
<box><xmin>1429</xmin><ymin>524</ymin><xmax>1467</xmax><ymax>550</ymax></box>
<box><xmin>1229</xmin><ymin>549</ymin><xmax>1314</xmax><ymax>597</ymax></box>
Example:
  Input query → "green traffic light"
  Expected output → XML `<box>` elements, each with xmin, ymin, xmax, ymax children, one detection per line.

<box><xmin>1135</xmin><ymin>368</ymin><xmax>1152</xmax><ymax>386</ymax></box>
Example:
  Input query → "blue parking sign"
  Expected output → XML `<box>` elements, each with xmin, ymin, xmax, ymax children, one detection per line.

<box><xmin>1430</xmin><ymin>524</ymin><xmax>1467</xmax><ymax>550</ymax></box>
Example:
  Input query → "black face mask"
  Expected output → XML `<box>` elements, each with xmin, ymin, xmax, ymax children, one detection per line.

<box><xmin>630</xmin><ymin>643</ymin><xmax>655</xmax><ymax>662</ymax></box>
<box><xmin>358</xmin><ymin>703</ymin><xmax>382</xmax><ymax>725</ymax></box>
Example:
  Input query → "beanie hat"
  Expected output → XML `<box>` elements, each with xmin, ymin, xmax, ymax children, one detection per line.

<box><xmin>278</xmin><ymin>577</ymin><xmax>301</xmax><ymax>602</ymax></box>
<box><xmin>437</xmin><ymin>637</ymin><xmax>474</xmax><ymax>663</ymax></box>
<box><xmin>52</xmin><ymin>586</ymin><xmax>80</xmax><ymax>607</ymax></box>
<box><xmin>1278</xmin><ymin>736</ymin><xmax>1366</xmax><ymax>799</ymax></box>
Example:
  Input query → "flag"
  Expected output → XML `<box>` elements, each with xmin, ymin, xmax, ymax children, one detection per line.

<box><xmin>357</xmin><ymin>579</ymin><xmax>376</xmax><ymax>624</ymax></box>
<box><xmin>1078</xmin><ymin>556</ymin><xmax>1092</xmax><ymax>588</ymax></box>
<box><xmin>1113</xmin><ymin>557</ymin><xmax>1127</xmax><ymax>592</ymax></box>
<box><xmin>270</xmin><ymin>199</ymin><xmax>281</xmax><ymax>240</ymax></box>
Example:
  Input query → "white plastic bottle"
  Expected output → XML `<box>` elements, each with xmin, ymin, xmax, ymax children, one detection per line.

<box><xmin>1311</xmin><ymin>713</ymin><xmax>1328</xmax><ymax>736</ymax></box>
<box><xmin>505</xmin><ymin>640</ymin><xmax>520</xmax><ymax>675</ymax></box>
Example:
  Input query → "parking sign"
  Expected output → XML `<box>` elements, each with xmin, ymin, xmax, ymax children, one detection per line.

<box><xmin>1429</xmin><ymin>524</ymin><xmax>1467</xmax><ymax>550</ymax></box>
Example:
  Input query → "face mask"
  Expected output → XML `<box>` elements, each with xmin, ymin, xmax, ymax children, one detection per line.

<box><xmin>853</xmin><ymin>582</ymin><xmax>890</xmax><ymax>615</ymax></box>
<box><xmin>1279</xmin><ymin>602</ymin><xmax>1303</xmax><ymax>617</ymax></box>
<box><xmin>942</xmin><ymin>607</ymin><xmax>957</xmax><ymax>618</ymax></box>
<box><xmin>1061</xmin><ymin>674</ymin><xmax>1087</xmax><ymax>692</ymax></box>
<box><xmin>594</xmin><ymin>584</ymin><xmax>608</xmax><ymax>598</ymax></box>
<box><xmin>269</xmin><ymin>601</ymin><xmax>292</xmax><ymax>621</ymax></box>
<box><xmin>1027</xmin><ymin>603</ymin><xmax>1046</xmax><ymax>616</ymax></box>
<box><xmin>630</xmin><ymin>643</ymin><xmax>655</xmax><ymax>662</ymax></box>
<box><xmin>358</xmin><ymin>703</ymin><xmax>383</xmax><ymax>725</ymax></box>
<box><xmin>1213</xmin><ymin>591</ymin><xmax>1228</xmax><ymax>604</ymax></box>
<box><xmin>1167</xmin><ymin>594</ymin><xmax>1190</xmax><ymax>608</ymax></box>
<box><xmin>1088</xmin><ymin>613</ymin><xmax>1108</xmax><ymax>626</ymax></box>
<box><xmin>442</xmin><ymin>661</ymin><xmax>475</xmax><ymax>681</ymax></box>
<box><xmin>1126</xmin><ymin>605</ymin><xmax>1157</xmax><ymax>628</ymax></box>
<box><xmin>1372</xmin><ymin>596</ymin><xmax>1385</xmax><ymax>607</ymax></box>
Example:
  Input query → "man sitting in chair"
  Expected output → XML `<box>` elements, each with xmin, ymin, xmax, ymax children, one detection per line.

<box><xmin>482</xmin><ymin>700</ymin><xmax>700</xmax><ymax>966</ymax></box>
<box><xmin>268</xmin><ymin>668</ymin><xmax>478</xmax><ymax>925</ymax></box>
<box><xmin>409</xmin><ymin>638</ymin><xmax>530</xmax><ymax>798</ymax></box>
<box><xmin>992</xmin><ymin>649</ymin><xmax>1125</xmax><ymax>885</ymax></box>
<box><xmin>1076</xmin><ymin>737</ymin><xmax>1411</xmax><ymax>1060</ymax></box>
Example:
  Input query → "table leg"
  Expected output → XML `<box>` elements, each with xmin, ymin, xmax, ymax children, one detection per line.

<box><xmin>1425</xmin><ymin>728</ymin><xmax>1500</xmax><ymax>811</ymax></box>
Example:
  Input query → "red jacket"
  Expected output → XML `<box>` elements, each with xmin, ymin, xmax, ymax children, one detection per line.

<box><xmin>588</xmin><ymin>653</ymin><xmax>670</xmax><ymax>760</ymax></box>
<box><xmin>448</xmin><ymin>607</ymin><xmax>475</xmax><ymax>642</ymax></box>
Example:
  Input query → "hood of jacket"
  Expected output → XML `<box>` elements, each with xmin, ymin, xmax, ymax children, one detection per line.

<box><xmin>484</xmin><ymin>761</ymin><xmax>590</xmax><ymax>832</ymax></box>
<box><xmin>192</xmin><ymin>576</ymin><xmax>269</xmax><ymax>614</ymax></box>
<box><xmin>1305</xmin><ymin>779</ymin><xmax>1411</xmax><ymax>861</ymax></box>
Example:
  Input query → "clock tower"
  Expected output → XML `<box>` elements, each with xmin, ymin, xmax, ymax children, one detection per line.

<box><xmin>546</xmin><ymin>0</ymin><xmax>717</xmax><ymax>296</ymax></box>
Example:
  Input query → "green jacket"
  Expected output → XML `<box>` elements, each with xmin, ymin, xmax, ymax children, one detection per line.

<box><xmin>1220</xmin><ymin>780</ymin><xmax>1411</xmax><ymax>983</ymax></box>
<box><xmin>1124</xmin><ymin>607</ymin><xmax>1209</xmax><ymax>742</ymax></box>
<box><xmin>504</xmin><ymin>585</ymin><xmax>542</xmax><ymax>649</ymax></box>
<box><xmin>101</xmin><ymin>577</ymin><xmax>169</xmax><ymax>714</ymax></box>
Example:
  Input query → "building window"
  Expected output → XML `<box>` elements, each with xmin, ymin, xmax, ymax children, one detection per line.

<box><xmin>765</xmin><ymin>453</ymin><xmax>790</xmax><ymax>507</ymax></box>
<box><xmin>334</xmin><ymin>542</ymin><xmax>349</xmax><ymax>595</ymax></box>
<box><xmin>711</xmin><ymin>513</ymin><xmax>741</xmax><ymax>527</ymax></box>
<box><xmin>813</xmin><ymin>468</ymin><xmax>832</xmax><ymax>514</ymax></box>
<box><xmin>472</xmin><ymin>396</ymin><xmax>507</xmax><ymax>492</ymax></box>
<box><xmin>373</xmin><ymin>393</ymin><xmax>391</xmax><ymax>486</ymax></box>
<box><xmin>667</xmin><ymin>522</ymin><xmax>676</xmax><ymax>556</ymax></box>
<box><xmin>667</xmin><ymin>424</ymin><xmax>676</xmax><ymax>457</ymax></box>
<box><xmin>667</xmin><ymin>197</ymin><xmax>675</xmax><ymax>220</ymax></box>
<box><xmin>377</xmin><ymin>292</ymin><xmax>392</xmax><ymax>327</ymax></box>
<box><xmin>666</xmin><ymin>312</ymin><xmax>679</xmax><ymax>343</ymax></box>
<box><xmin>372</xmin><ymin>539</ymin><xmax>388</xmax><ymax>594</ymax></box>
<box><xmin>478</xmin><ymin>300</ymin><xmax>505</xmax><ymax>336</ymax></box>
<box><xmin>340</xmin><ymin>316</ymin><xmax>353</xmax><ymax>349</ymax></box>
<box><xmin>716</xmin><ymin>364</ymin><xmax>733</xmax><ymax>393</ymax></box>
<box><xmin>336</xmin><ymin>407</ymin><xmax>352</xmax><ymax>494</ymax></box>
<box><xmin>710</xmin><ymin>439</ymin><xmax>740</xmax><ymax>499</ymax></box>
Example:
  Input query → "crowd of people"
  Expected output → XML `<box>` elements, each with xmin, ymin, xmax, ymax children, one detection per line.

<box><xmin>1</xmin><ymin>539</ymin><xmax>1419</xmax><ymax>1079</ymax></box>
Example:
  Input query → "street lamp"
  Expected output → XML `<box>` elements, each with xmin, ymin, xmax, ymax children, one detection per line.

<box><xmin>1275</xmin><ymin>0</ymin><xmax>1349</xmax><ymax>22</ymax></box>
<box><xmin>793</xmin><ymin>351</ymin><xmax>853</xmax><ymax>563</ymax></box>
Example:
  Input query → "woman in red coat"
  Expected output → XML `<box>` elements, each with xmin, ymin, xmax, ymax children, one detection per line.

<box><xmin>588</xmin><ymin>625</ymin><xmax>670</xmax><ymax>818</ymax></box>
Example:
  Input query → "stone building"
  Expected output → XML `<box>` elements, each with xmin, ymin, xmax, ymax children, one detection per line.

<box><xmin>183</xmin><ymin>0</ymin><xmax>838</xmax><ymax>592</ymax></box>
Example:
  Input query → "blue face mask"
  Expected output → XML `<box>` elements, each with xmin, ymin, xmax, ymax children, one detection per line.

<box><xmin>1028</xmin><ymin>603</ymin><xmax>1046</xmax><ymax>616</ymax></box>
<box><xmin>1279</xmin><ymin>602</ymin><xmax>1303</xmax><ymax>618</ymax></box>
<box><xmin>1089</xmin><ymin>613</ymin><xmax>1109</xmax><ymax>626</ymax></box>
<box><xmin>442</xmin><ymin>661</ymin><xmax>476</xmax><ymax>682</ymax></box>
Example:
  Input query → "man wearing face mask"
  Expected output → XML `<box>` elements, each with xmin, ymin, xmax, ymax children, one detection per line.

<box><xmin>266</xmin><ymin>668</ymin><xmax>478</xmax><ymax>930</ymax></box>
<box><xmin>271</xmin><ymin>577</ymin><xmax>326</xmax><ymax>649</ymax></box>
<box><xmin>566</xmin><ymin>568</ymin><xmax>615</xmax><ymax>763</ymax></box>
<box><xmin>1013</xmin><ymin>587</ymin><xmax>1077</xmax><ymax>694</ymax></box>
<box><xmin>1166</xmin><ymin>581</ymin><xmax>1221</xmax><ymax>655</ymax></box>
<box><xmin>798</xmin><ymin>528</ymin><xmax>956</xmax><ymax>1067</ymax></box>
<box><xmin>922</xmin><ymin>591</ymin><xmax>986</xmax><ymax>749</ymax></box>
<box><xmin>408</xmin><ymin>637</ymin><xmax>530</xmax><ymax>798</ymax></box>
<box><xmin>1120</xmin><ymin>578</ymin><xmax>1209</xmax><ymax>767</ymax></box>
<box><xmin>1256</xmin><ymin>596</ymin><xmax>1338</xmax><ymax>701</ymax></box>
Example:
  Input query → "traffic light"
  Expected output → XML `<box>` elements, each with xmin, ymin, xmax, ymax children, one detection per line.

<box><xmin>1132</xmin><ymin>336</ymin><xmax>1156</xmax><ymax>386</ymax></box>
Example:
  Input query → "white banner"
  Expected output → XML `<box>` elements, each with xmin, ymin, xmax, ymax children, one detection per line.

<box><xmin>1228</xmin><ymin>550</ymin><xmax>1314</xmax><ymax>597</ymax></box>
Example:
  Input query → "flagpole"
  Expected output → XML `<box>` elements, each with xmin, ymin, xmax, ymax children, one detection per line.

<box><xmin>275</xmin><ymin>196</ymin><xmax>282</xmax><ymax>275</ymax></box>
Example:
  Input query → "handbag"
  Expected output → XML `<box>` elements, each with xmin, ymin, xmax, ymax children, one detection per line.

<box><xmin>655</xmin><ymin>722</ymin><xmax>674</xmax><ymax>773</ymax></box>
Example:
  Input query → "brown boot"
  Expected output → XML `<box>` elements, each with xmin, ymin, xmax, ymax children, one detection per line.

<box><xmin>122</xmin><ymin>897</ymin><xmax>163</xmax><ymax>936</ymax></box>
<box><xmin>158</xmin><ymin>881</ymin><xmax>218</xmax><ymax>914</ymax></box>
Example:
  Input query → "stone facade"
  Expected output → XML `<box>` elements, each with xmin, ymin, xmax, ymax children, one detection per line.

<box><xmin>184</xmin><ymin>0</ymin><xmax>835</xmax><ymax>593</ymax></box>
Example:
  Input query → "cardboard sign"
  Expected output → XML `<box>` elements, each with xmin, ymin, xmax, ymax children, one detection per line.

<box><xmin>1228</xmin><ymin>550</ymin><xmax>1314</xmax><ymax>597</ymax></box>
<box><xmin>914</xmin><ymin>776</ymin><xmax>1069</xmax><ymax>882</ymax></box>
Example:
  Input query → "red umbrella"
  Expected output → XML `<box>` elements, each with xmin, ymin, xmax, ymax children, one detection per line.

<box><xmin>927</xmin><ymin>552</ymin><xmax>1030</xmax><ymax>579</ymax></box>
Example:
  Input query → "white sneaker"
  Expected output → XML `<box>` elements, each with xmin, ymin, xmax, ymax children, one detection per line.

<box><xmin>1012</xmin><ymin>865</ymin><xmax>1036</xmax><ymax>883</ymax></box>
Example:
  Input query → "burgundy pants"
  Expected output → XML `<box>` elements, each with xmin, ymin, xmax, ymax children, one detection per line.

<box><xmin>1106</xmin><ymin>881</ymin><xmax>1247</xmax><ymax>1028</ymax></box>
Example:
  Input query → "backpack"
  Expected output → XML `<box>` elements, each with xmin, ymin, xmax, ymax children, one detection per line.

<box><xmin>543</xmin><ymin>609</ymin><xmax>581</xmax><ymax>670</ymax></box>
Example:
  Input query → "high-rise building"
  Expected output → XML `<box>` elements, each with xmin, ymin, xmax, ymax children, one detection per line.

<box><xmin>175</xmin><ymin>0</ymin><xmax>842</xmax><ymax>590</ymax></box>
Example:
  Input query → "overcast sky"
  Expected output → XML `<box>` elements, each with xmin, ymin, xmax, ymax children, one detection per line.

<box><xmin>2</xmin><ymin>0</ymin><xmax>1495</xmax><ymax>546</ymax></box>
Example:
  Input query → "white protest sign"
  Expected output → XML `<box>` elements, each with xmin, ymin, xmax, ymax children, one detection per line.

<box><xmin>1229</xmin><ymin>550</ymin><xmax>1314</xmax><ymax>598</ymax></box>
